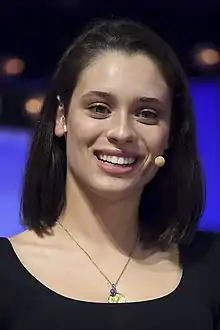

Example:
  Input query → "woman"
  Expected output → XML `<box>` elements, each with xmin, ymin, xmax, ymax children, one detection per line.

<box><xmin>0</xmin><ymin>18</ymin><xmax>219</xmax><ymax>330</ymax></box>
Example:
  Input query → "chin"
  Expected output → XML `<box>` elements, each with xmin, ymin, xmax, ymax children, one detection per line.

<box><xmin>87</xmin><ymin>178</ymin><xmax>142</xmax><ymax>201</ymax></box>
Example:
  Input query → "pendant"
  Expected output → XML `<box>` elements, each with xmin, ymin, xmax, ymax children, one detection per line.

<box><xmin>108</xmin><ymin>292</ymin><xmax>126</xmax><ymax>303</ymax></box>
<box><xmin>108</xmin><ymin>285</ymin><xmax>126</xmax><ymax>303</ymax></box>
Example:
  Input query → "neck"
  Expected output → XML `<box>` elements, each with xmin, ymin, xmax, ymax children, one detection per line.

<box><xmin>58</xmin><ymin>172</ymin><xmax>141</xmax><ymax>255</ymax></box>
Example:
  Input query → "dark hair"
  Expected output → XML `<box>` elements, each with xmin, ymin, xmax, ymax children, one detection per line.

<box><xmin>21</xmin><ymin>18</ymin><xmax>206</xmax><ymax>245</ymax></box>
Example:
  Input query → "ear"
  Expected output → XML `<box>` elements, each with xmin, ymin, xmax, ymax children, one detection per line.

<box><xmin>54</xmin><ymin>104</ymin><xmax>67</xmax><ymax>137</ymax></box>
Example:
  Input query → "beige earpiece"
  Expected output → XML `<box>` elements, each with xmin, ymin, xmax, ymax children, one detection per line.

<box><xmin>154</xmin><ymin>156</ymin><xmax>165</xmax><ymax>167</ymax></box>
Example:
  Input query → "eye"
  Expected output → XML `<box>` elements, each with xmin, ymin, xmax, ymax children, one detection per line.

<box><xmin>88</xmin><ymin>104</ymin><xmax>111</xmax><ymax>118</ymax></box>
<box><xmin>135</xmin><ymin>109</ymin><xmax>158</xmax><ymax>124</ymax></box>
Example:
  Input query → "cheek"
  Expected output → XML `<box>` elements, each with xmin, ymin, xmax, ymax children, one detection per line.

<box><xmin>139</xmin><ymin>125</ymin><xmax>170</xmax><ymax>153</ymax></box>
<box><xmin>67</xmin><ymin>114</ymin><xmax>103</xmax><ymax>149</ymax></box>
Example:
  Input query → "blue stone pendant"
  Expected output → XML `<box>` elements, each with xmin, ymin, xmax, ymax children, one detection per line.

<box><xmin>108</xmin><ymin>285</ymin><xmax>126</xmax><ymax>303</ymax></box>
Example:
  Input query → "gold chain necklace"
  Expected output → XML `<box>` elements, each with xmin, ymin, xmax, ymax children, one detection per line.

<box><xmin>57</xmin><ymin>221</ymin><xmax>138</xmax><ymax>303</ymax></box>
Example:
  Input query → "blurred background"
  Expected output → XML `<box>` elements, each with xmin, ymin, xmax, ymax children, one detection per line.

<box><xmin>0</xmin><ymin>1</ymin><xmax>220</xmax><ymax>237</ymax></box>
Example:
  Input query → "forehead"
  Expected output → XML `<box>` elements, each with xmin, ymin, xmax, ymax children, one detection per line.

<box><xmin>73</xmin><ymin>51</ymin><xmax>170</xmax><ymax>102</ymax></box>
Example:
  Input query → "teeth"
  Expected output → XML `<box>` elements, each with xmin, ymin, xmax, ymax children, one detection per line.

<box><xmin>97</xmin><ymin>154</ymin><xmax>136</xmax><ymax>165</ymax></box>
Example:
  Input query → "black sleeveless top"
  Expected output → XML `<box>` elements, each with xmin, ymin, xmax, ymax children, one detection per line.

<box><xmin>0</xmin><ymin>231</ymin><xmax>220</xmax><ymax>330</ymax></box>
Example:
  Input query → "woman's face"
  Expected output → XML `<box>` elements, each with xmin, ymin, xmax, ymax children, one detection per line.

<box><xmin>55</xmin><ymin>51</ymin><xmax>171</xmax><ymax>199</ymax></box>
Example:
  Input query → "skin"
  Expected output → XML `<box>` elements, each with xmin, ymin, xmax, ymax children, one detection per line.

<box><xmin>55</xmin><ymin>51</ymin><xmax>171</xmax><ymax>250</ymax></box>
<box><xmin>9</xmin><ymin>51</ymin><xmax>182</xmax><ymax>303</ymax></box>
<box><xmin>56</xmin><ymin>51</ymin><xmax>170</xmax><ymax>197</ymax></box>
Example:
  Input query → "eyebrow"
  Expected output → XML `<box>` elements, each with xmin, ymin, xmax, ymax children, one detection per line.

<box><xmin>81</xmin><ymin>91</ymin><xmax>115</xmax><ymax>103</ymax></box>
<box><xmin>81</xmin><ymin>90</ymin><xmax>167</xmax><ymax>109</ymax></box>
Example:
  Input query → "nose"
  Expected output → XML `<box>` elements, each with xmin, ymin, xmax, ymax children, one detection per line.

<box><xmin>106</xmin><ymin>112</ymin><xmax>136</xmax><ymax>144</ymax></box>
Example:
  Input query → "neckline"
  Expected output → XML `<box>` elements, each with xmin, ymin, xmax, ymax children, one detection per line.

<box><xmin>4</xmin><ymin>237</ymin><xmax>187</xmax><ymax>306</ymax></box>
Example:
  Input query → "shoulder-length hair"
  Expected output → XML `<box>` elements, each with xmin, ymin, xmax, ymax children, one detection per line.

<box><xmin>21</xmin><ymin>18</ymin><xmax>206</xmax><ymax>245</ymax></box>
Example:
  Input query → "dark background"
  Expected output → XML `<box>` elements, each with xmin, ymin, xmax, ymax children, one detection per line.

<box><xmin>0</xmin><ymin>1</ymin><xmax>219</xmax><ymax>236</ymax></box>
<box><xmin>1</xmin><ymin>1</ymin><xmax>220</xmax><ymax>78</ymax></box>
<box><xmin>0</xmin><ymin>1</ymin><xmax>219</xmax><ymax>127</ymax></box>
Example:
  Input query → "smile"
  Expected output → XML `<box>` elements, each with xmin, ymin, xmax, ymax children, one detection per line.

<box><xmin>94</xmin><ymin>151</ymin><xmax>140</xmax><ymax>175</ymax></box>
<box><xmin>96</xmin><ymin>153</ymin><xmax>137</xmax><ymax>166</ymax></box>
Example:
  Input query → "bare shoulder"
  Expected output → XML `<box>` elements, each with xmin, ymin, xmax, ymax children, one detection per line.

<box><xmin>7</xmin><ymin>228</ymin><xmax>62</xmax><ymax>270</ymax></box>
<box><xmin>9</xmin><ymin>228</ymin><xmax>56</xmax><ymax>248</ymax></box>
<box><xmin>10</xmin><ymin>230</ymin><xmax>40</xmax><ymax>245</ymax></box>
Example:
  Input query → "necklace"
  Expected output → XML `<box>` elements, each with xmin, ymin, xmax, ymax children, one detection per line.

<box><xmin>57</xmin><ymin>221</ymin><xmax>138</xmax><ymax>303</ymax></box>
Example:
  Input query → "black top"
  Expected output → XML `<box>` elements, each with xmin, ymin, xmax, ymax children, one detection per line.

<box><xmin>0</xmin><ymin>231</ymin><xmax>220</xmax><ymax>330</ymax></box>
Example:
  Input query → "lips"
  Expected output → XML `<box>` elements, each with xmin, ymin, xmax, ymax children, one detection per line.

<box><xmin>94</xmin><ymin>150</ymin><xmax>139</xmax><ymax>167</ymax></box>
